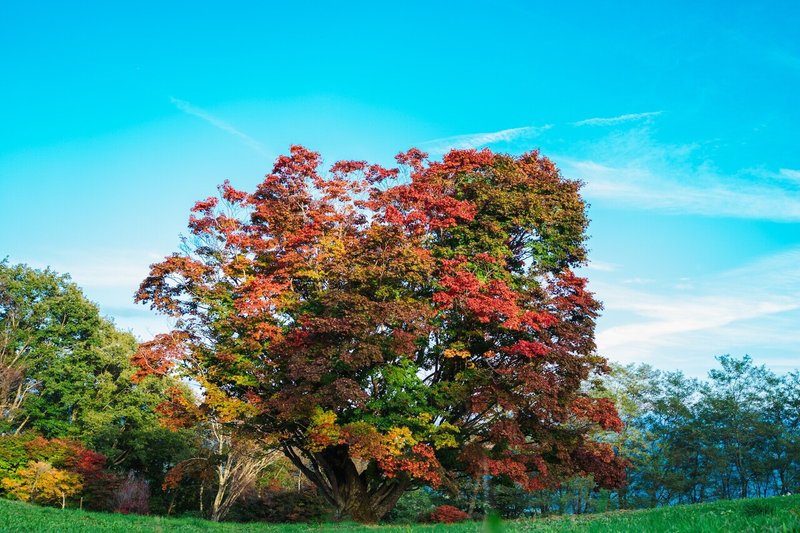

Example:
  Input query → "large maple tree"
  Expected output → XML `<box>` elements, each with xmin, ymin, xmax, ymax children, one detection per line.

<box><xmin>135</xmin><ymin>146</ymin><xmax>626</xmax><ymax>522</ymax></box>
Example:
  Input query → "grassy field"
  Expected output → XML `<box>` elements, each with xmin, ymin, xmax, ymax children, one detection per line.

<box><xmin>0</xmin><ymin>495</ymin><xmax>798</xmax><ymax>532</ymax></box>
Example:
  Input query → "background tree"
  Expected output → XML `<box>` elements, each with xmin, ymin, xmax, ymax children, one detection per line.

<box><xmin>771</xmin><ymin>371</ymin><xmax>800</xmax><ymax>494</ymax></box>
<box><xmin>0</xmin><ymin>262</ymin><xmax>193</xmax><ymax>510</ymax></box>
<box><xmin>0</xmin><ymin>261</ymin><xmax>102</xmax><ymax>433</ymax></box>
<box><xmin>135</xmin><ymin>146</ymin><xmax>625</xmax><ymax>522</ymax></box>
<box><xmin>599</xmin><ymin>355</ymin><xmax>800</xmax><ymax>508</ymax></box>
<box><xmin>701</xmin><ymin>355</ymin><xmax>784</xmax><ymax>499</ymax></box>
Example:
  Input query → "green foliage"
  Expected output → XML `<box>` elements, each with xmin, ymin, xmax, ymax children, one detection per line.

<box><xmin>1</xmin><ymin>263</ymin><xmax>160</xmax><ymax>442</ymax></box>
<box><xmin>0</xmin><ymin>433</ymin><xmax>35</xmax><ymax>480</ymax></box>
<box><xmin>599</xmin><ymin>355</ymin><xmax>800</xmax><ymax>508</ymax></box>
<box><xmin>0</xmin><ymin>261</ymin><xmax>101</xmax><ymax>433</ymax></box>
<box><xmin>0</xmin><ymin>262</ymin><xmax>196</xmax><ymax>511</ymax></box>
<box><xmin>384</xmin><ymin>488</ymin><xmax>434</xmax><ymax>523</ymax></box>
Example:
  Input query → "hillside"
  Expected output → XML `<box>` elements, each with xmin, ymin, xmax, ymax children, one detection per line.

<box><xmin>0</xmin><ymin>495</ymin><xmax>798</xmax><ymax>532</ymax></box>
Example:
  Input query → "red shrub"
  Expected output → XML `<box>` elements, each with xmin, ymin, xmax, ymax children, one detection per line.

<box><xmin>429</xmin><ymin>504</ymin><xmax>470</xmax><ymax>523</ymax></box>
<box><xmin>114</xmin><ymin>472</ymin><xmax>150</xmax><ymax>515</ymax></box>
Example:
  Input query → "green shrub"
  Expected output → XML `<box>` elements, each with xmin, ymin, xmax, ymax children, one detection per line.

<box><xmin>740</xmin><ymin>498</ymin><xmax>776</xmax><ymax>517</ymax></box>
<box><xmin>384</xmin><ymin>488</ymin><xmax>434</xmax><ymax>523</ymax></box>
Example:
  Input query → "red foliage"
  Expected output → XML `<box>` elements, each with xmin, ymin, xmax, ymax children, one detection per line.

<box><xmin>130</xmin><ymin>332</ymin><xmax>189</xmax><ymax>383</ymax></box>
<box><xmin>428</xmin><ymin>504</ymin><xmax>471</xmax><ymax>523</ymax></box>
<box><xmin>114</xmin><ymin>472</ymin><xmax>150</xmax><ymax>515</ymax></box>
<box><xmin>395</xmin><ymin>148</ymin><xmax>428</xmax><ymax>171</ymax></box>
<box><xmin>571</xmin><ymin>397</ymin><xmax>624</xmax><ymax>431</ymax></box>
<box><xmin>378</xmin><ymin>443</ymin><xmax>442</xmax><ymax>486</ymax></box>
<box><xmin>573</xmin><ymin>442</ymin><xmax>629</xmax><ymax>489</ymax></box>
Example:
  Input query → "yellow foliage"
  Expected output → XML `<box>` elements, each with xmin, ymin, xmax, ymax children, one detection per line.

<box><xmin>199</xmin><ymin>377</ymin><xmax>259</xmax><ymax>422</ymax></box>
<box><xmin>2</xmin><ymin>461</ymin><xmax>83</xmax><ymax>506</ymax></box>
<box><xmin>431</xmin><ymin>421</ymin><xmax>461</xmax><ymax>449</ymax></box>
<box><xmin>443</xmin><ymin>348</ymin><xmax>471</xmax><ymax>359</ymax></box>
<box><xmin>307</xmin><ymin>409</ymin><xmax>342</xmax><ymax>452</ymax></box>
<box><xmin>416</xmin><ymin>412</ymin><xmax>433</xmax><ymax>424</ymax></box>
<box><xmin>383</xmin><ymin>426</ymin><xmax>417</xmax><ymax>456</ymax></box>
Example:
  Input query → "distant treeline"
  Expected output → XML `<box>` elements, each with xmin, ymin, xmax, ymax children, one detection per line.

<box><xmin>606</xmin><ymin>355</ymin><xmax>800</xmax><ymax>506</ymax></box>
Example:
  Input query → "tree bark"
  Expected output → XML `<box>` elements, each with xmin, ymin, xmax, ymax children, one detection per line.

<box><xmin>284</xmin><ymin>445</ymin><xmax>410</xmax><ymax>523</ymax></box>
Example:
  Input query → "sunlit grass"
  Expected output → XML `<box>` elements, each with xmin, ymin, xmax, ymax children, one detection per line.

<box><xmin>0</xmin><ymin>494</ymin><xmax>798</xmax><ymax>532</ymax></box>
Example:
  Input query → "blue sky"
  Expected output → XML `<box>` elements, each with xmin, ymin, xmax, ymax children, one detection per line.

<box><xmin>2</xmin><ymin>1</ymin><xmax>799</xmax><ymax>376</ymax></box>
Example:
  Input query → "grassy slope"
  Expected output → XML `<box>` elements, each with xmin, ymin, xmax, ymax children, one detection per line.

<box><xmin>0</xmin><ymin>495</ymin><xmax>798</xmax><ymax>532</ymax></box>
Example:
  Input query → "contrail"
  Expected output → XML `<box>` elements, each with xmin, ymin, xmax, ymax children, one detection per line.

<box><xmin>170</xmin><ymin>97</ymin><xmax>269</xmax><ymax>157</ymax></box>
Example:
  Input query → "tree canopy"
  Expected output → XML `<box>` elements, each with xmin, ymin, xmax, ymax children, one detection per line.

<box><xmin>0</xmin><ymin>261</ymin><xmax>102</xmax><ymax>433</ymax></box>
<box><xmin>134</xmin><ymin>146</ymin><xmax>625</xmax><ymax>522</ymax></box>
<box><xmin>0</xmin><ymin>261</ymin><xmax>187</xmax><ymax>477</ymax></box>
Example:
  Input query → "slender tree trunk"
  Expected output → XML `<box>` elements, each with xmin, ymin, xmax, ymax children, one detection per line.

<box><xmin>13</xmin><ymin>415</ymin><xmax>29</xmax><ymax>435</ymax></box>
<box><xmin>467</xmin><ymin>477</ymin><xmax>481</xmax><ymax>515</ymax></box>
<box><xmin>207</xmin><ymin>433</ymin><xmax>278</xmax><ymax>522</ymax></box>
<box><xmin>167</xmin><ymin>491</ymin><xmax>176</xmax><ymax>516</ymax></box>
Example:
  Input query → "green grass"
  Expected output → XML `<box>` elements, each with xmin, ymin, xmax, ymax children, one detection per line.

<box><xmin>0</xmin><ymin>495</ymin><xmax>798</xmax><ymax>532</ymax></box>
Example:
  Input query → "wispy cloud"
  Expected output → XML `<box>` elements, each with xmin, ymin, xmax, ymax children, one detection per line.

<box><xmin>567</xmin><ymin>159</ymin><xmax>800</xmax><ymax>221</ymax></box>
<box><xmin>26</xmin><ymin>250</ymin><xmax>162</xmax><ymax>291</ymax></box>
<box><xmin>573</xmin><ymin>111</ymin><xmax>662</xmax><ymax>127</ymax></box>
<box><xmin>418</xmin><ymin>125</ymin><xmax>551</xmax><ymax>154</ymax></box>
<box><xmin>594</xmin><ymin>248</ymin><xmax>800</xmax><ymax>373</ymax></box>
<box><xmin>556</xmin><ymin>128</ymin><xmax>800</xmax><ymax>221</ymax></box>
<box><xmin>622</xmin><ymin>277</ymin><xmax>655</xmax><ymax>285</ymax></box>
<box><xmin>780</xmin><ymin>168</ymin><xmax>800</xmax><ymax>181</ymax></box>
<box><xmin>170</xmin><ymin>97</ymin><xmax>269</xmax><ymax>156</ymax></box>
<box><xmin>572</xmin><ymin>111</ymin><xmax>663</xmax><ymax>126</ymax></box>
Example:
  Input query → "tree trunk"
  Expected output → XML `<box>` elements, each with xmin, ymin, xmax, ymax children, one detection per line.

<box><xmin>284</xmin><ymin>445</ymin><xmax>411</xmax><ymax>523</ymax></box>
<box><xmin>332</xmin><ymin>451</ymin><xmax>409</xmax><ymax>522</ymax></box>
<box><xmin>339</xmin><ymin>477</ymin><xmax>409</xmax><ymax>523</ymax></box>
